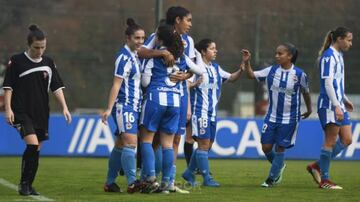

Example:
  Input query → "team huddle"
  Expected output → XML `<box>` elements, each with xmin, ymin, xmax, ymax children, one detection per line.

<box><xmin>2</xmin><ymin>5</ymin><xmax>354</xmax><ymax>196</ymax></box>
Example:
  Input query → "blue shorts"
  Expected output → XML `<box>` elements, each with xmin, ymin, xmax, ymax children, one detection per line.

<box><xmin>111</xmin><ymin>103</ymin><xmax>139</xmax><ymax>135</ymax></box>
<box><xmin>176</xmin><ymin>94</ymin><xmax>188</xmax><ymax>136</ymax></box>
<box><xmin>191</xmin><ymin>115</ymin><xmax>216</xmax><ymax>142</ymax></box>
<box><xmin>140</xmin><ymin>99</ymin><xmax>180</xmax><ymax>134</ymax></box>
<box><xmin>318</xmin><ymin>108</ymin><xmax>351</xmax><ymax>129</ymax></box>
<box><xmin>261</xmin><ymin>120</ymin><xmax>299</xmax><ymax>148</ymax></box>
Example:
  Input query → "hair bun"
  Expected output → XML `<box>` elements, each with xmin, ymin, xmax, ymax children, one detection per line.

<box><xmin>29</xmin><ymin>24</ymin><xmax>39</xmax><ymax>31</ymax></box>
<box><xmin>126</xmin><ymin>18</ymin><xmax>136</xmax><ymax>27</ymax></box>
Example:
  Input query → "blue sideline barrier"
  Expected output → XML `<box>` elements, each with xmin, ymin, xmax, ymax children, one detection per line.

<box><xmin>1</xmin><ymin>114</ymin><xmax>359</xmax><ymax>160</ymax></box>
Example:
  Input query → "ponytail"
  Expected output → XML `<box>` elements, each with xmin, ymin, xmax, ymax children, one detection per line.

<box><xmin>318</xmin><ymin>27</ymin><xmax>351</xmax><ymax>57</ymax></box>
<box><xmin>318</xmin><ymin>31</ymin><xmax>333</xmax><ymax>57</ymax></box>
<box><xmin>157</xmin><ymin>24</ymin><xmax>184</xmax><ymax>59</ymax></box>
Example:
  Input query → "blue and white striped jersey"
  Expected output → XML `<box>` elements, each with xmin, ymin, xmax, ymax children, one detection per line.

<box><xmin>142</xmin><ymin>48</ymin><xmax>190</xmax><ymax>107</ymax></box>
<box><xmin>192</xmin><ymin>62</ymin><xmax>231</xmax><ymax>121</ymax></box>
<box><xmin>143</xmin><ymin>32</ymin><xmax>195</xmax><ymax>96</ymax></box>
<box><xmin>318</xmin><ymin>46</ymin><xmax>346</xmax><ymax>111</ymax></box>
<box><xmin>254</xmin><ymin>64</ymin><xmax>309</xmax><ymax>124</ymax></box>
<box><xmin>143</xmin><ymin>33</ymin><xmax>195</xmax><ymax>58</ymax></box>
<box><xmin>114</xmin><ymin>45</ymin><xmax>142</xmax><ymax>112</ymax></box>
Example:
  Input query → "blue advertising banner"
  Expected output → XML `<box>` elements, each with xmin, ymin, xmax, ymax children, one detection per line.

<box><xmin>1</xmin><ymin>114</ymin><xmax>359</xmax><ymax>160</ymax></box>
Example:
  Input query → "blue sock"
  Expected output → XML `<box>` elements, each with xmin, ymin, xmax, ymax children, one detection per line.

<box><xmin>265</xmin><ymin>150</ymin><xmax>275</xmax><ymax>163</ymax></box>
<box><xmin>316</xmin><ymin>140</ymin><xmax>346</xmax><ymax>166</ymax></box>
<box><xmin>331</xmin><ymin>140</ymin><xmax>346</xmax><ymax>158</ymax></box>
<box><xmin>319</xmin><ymin>148</ymin><xmax>332</xmax><ymax>180</ymax></box>
<box><xmin>196</xmin><ymin>150</ymin><xmax>211</xmax><ymax>181</ymax></box>
<box><xmin>162</xmin><ymin>147</ymin><xmax>174</xmax><ymax>184</ymax></box>
<box><xmin>187</xmin><ymin>149</ymin><xmax>198</xmax><ymax>173</ymax></box>
<box><xmin>140</xmin><ymin>162</ymin><xmax>146</xmax><ymax>181</ymax></box>
<box><xmin>141</xmin><ymin>143</ymin><xmax>155</xmax><ymax>179</ymax></box>
<box><xmin>169</xmin><ymin>165</ymin><xmax>176</xmax><ymax>184</ymax></box>
<box><xmin>268</xmin><ymin>151</ymin><xmax>285</xmax><ymax>180</ymax></box>
<box><xmin>106</xmin><ymin>147</ymin><xmax>123</xmax><ymax>185</ymax></box>
<box><xmin>155</xmin><ymin>146</ymin><xmax>163</xmax><ymax>177</ymax></box>
<box><xmin>121</xmin><ymin>146</ymin><xmax>137</xmax><ymax>185</ymax></box>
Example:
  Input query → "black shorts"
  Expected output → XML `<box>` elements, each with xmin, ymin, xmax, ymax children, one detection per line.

<box><xmin>13</xmin><ymin>113</ymin><xmax>49</xmax><ymax>142</ymax></box>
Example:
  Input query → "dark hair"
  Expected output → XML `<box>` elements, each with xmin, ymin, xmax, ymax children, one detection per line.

<box><xmin>195</xmin><ymin>38</ymin><xmax>214</xmax><ymax>54</ymax></box>
<box><xmin>281</xmin><ymin>42</ymin><xmax>298</xmax><ymax>64</ymax></box>
<box><xmin>166</xmin><ymin>6</ymin><xmax>190</xmax><ymax>25</ymax></box>
<box><xmin>318</xmin><ymin>27</ymin><xmax>351</xmax><ymax>56</ymax></box>
<box><xmin>125</xmin><ymin>18</ymin><xmax>143</xmax><ymax>36</ymax></box>
<box><xmin>157</xmin><ymin>24</ymin><xmax>184</xmax><ymax>59</ymax></box>
<box><xmin>27</xmin><ymin>24</ymin><xmax>45</xmax><ymax>45</ymax></box>
<box><xmin>158</xmin><ymin>18</ymin><xmax>167</xmax><ymax>26</ymax></box>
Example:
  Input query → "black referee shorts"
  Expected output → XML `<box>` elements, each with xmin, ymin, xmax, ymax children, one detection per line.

<box><xmin>13</xmin><ymin>113</ymin><xmax>49</xmax><ymax>142</ymax></box>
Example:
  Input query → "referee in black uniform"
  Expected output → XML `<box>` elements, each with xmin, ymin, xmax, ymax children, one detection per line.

<box><xmin>2</xmin><ymin>24</ymin><xmax>72</xmax><ymax>196</ymax></box>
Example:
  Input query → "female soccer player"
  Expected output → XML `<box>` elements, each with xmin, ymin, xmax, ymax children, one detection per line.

<box><xmin>243</xmin><ymin>43</ymin><xmax>312</xmax><ymax>187</ymax></box>
<box><xmin>139</xmin><ymin>6</ymin><xmax>196</xmax><ymax>193</ymax></box>
<box><xmin>3</xmin><ymin>24</ymin><xmax>72</xmax><ymax>196</ymax></box>
<box><xmin>101</xmin><ymin>18</ymin><xmax>145</xmax><ymax>193</ymax></box>
<box><xmin>307</xmin><ymin>27</ymin><xmax>353</xmax><ymax>190</ymax></box>
<box><xmin>140</xmin><ymin>24</ymin><xmax>203</xmax><ymax>193</ymax></box>
<box><xmin>182</xmin><ymin>39</ymin><xmax>244</xmax><ymax>187</ymax></box>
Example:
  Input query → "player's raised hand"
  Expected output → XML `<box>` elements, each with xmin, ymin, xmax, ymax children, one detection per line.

<box><xmin>241</xmin><ymin>49</ymin><xmax>251</xmax><ymax>63</ymax></box>
<box><xmin>239</xmin><ymin>62</ymin><xmax>245</xmax><ymax>71</ymax></box>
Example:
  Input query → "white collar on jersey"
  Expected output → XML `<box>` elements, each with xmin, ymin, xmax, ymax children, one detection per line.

<box><xmin>124</xmin><ymin>44</ymin><xmax>137</xmax><ymax>58</ymax></box>
<box><xmin>279</xmin><ymin>64</ymin><xmax>294</xmax><ymax>72</ymax></box>
<box><xmin>24</xmin><ymin>51</ymin><xmax>43</xmax><ymax>63</ymax></box>
<box><xmin>330</xmin><ymin>46</ymin><xmax>342</xmax><ymax>57</ymax></box>
<box><xmin>203</xmin><ymin>61</ymin><xmax>213</xmax><ymax>69</ymax></box>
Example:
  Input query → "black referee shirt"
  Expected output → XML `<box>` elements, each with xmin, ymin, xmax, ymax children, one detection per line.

<box><xmin>2</xmin><ymin>52</ymin><xmax>65</xmax><ymax>130</ymax></box>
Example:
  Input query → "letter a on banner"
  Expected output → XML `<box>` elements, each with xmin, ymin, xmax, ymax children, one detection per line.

<box><xmin>87</xmin><ymin>119</ymin><xmax>114</xmax><ymax>153</ymax></box>
<box><xmin>236</xmin><ymin>121</ymin><xmax>264</xmax><ymax>156</ymax></box>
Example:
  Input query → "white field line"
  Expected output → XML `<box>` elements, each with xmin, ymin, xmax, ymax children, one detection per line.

<box><xmin>0</xmin><ymin>178</ymin><xmax>55</xmax><ymax>201</ymax></box>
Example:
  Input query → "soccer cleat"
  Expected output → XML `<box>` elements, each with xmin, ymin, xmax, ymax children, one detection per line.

<box><xmin>182</xmin><ymin>170</ymin><xmax>197</xmax><ymax>187</ymax></box>
<box><xmin>319</xmin><ymin>179</ymin><xmax>343</xmax><ymax>190</ymax></box>
<box><xmin>152</xmin><ymin>182</ymin><xmax>171</xmax><ymax>194</ymax></box>
<box><xmin>306</xmin><ymin>162</ymin><xmax>321</xmax><ymax>185</ymax></box>
<box><xmin>29</xmin><ymin>186</ymin><xmax>40</xmax><ymax>195</ymax></box>
<box><xmin>261</xmin><ymin>178</ymin><xmax>275</xmax><ymax>188</ymax></box>
<box><xmin>103</xmin><ymin>182</ymin><xmax>122</xmax><ymax>193</ymax></box>
<box><xmin>274</xmin><ymin>164</ymin><xmax>287</xmax><ymax>184</ymax></box>
<box><xmin>141</xmin><ymin>178</ymin><xmax>160</xmax><ymax>194</ymax></box>
<box><xmin>18</xmin><ymin>182</ymin><xmax>31</xmax><ymax>196</ymax></box>
<box><xmin>203</xmin><ymin>178</ymin><xmax>220</xmax><ymax>187</ymax></box>
<box><xmin>127</xmin><ymin>180</ymin><xmax>142</xmax><ymax>194</ymax></box>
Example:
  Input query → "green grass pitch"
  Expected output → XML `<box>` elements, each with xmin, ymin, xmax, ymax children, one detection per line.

<box><xmin>0</xmin><ymin>157</ymin><xmax>359</xmax><ymax>201</ymax></box>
